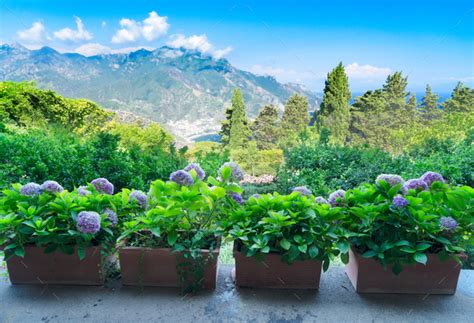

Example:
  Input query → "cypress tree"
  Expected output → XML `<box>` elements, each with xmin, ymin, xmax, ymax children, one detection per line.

<box><xmin>442</xmin><ymin>82</ymin><xmax>474</xmax><ymax>113</ymax></box>
<box><xmin>228</xmin><ymin>89</ymin><xmax>251</xmax><ymax>149</ymax></box>
<box><xmin>383</xmin><ymin>72</ymin><xmax>408</xmax><ymax>103</ymax></box>
<box><xmin>408</xmin><ymin>93</ymin><xmax>417</xmax><ymax>111</ymax></box>
<box><xmin>420</xmin><ymin>84</ymin><xmax>439</xmax><ymax>119</ymax></box>
<box><xmin>317</xmin><ymin>62</ymin><xmax>351</xmax><ymax>144</ymax></box>
<box><xmin>219</xmin><ymin>104</ymin><xmax>233</xmax><ymax>146</ymax></box>
<box><xmin>279</xmin><ymin>94</ymin><xmax>309</xmax><ymax>145</ymax></box>
<box><xmin>251</xmin><ymin>105</ymin><xmax>279</xmax><ymax>150</ymax></box>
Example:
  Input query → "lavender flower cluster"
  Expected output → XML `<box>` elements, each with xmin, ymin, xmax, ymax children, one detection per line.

<box><xmin>392</xmin><ymin>194</ymin><xmax>408</xmax><ymax>208</ymax></box>
<box><xmin>129</xmin><ymin>190</ymin><xmax>148</xmax><ymax>209</ymax></box>
<box><xmin>219</xmin><ymin>162</ymin><xmax>244</xmax><ymax>182</ymax></box>
<box><xmin>170</xmin><ymin>169</ymin><xmax>194</xmax><ymax>186</ymax></box>
<box><xmin>103</xmin><ymin>208</ymin><xmax>118</xmax><ymax>227</ymax></box>
<box><xmin>315</xmin><ymin>196</ymin><xmax>330</xmax><ymax>205</ymax></box>
<box><xmin>40</xmin><ymin>180</ymin><xmax>64</xmax><ymax>193</ymax></box>
<box><xmin>77</xmin><ymin>186</ymin><xmax>91</xmax><ymax>196</ymax></box>
<box><xmin>292</xmin><ymin>186</ymin><xmax>312</xmax><ymax>196</ymax></box>
<box><xmin>76</xmin><ymin>211</ymin><xmax>101</xmax><ymax>234</ymax></box>
<box><xmin>440</xmin><ymin>216</ymin><xmax>458</xmax><ymax>233</ymax></box>
<box><xmin>91</xmin><ymin>178</ymin><xmax>114</xmax><ymax>195</ymax></box>
<box><xmin>376</xmin><ymin>174</ymin><xmax>405</xmax><ymax>187</ymax></box>
<box><xmin>184</xmin><ymin>163</ymin><xmax>206</xmax><ymax>180</ymax></box>
<box><xmin>328</xmin><ymin>189</ymin><xmax>346</xmax><ymax>207</ymax></box>
<box><xmin>20</xmin><ymin>182</ymin><xmax>42</xmax><ymax>196</ymax></box>
<box><xmin>228</xmin><ymin>192</ymin><xmax>245</xmax><ymax>205</ymax></box>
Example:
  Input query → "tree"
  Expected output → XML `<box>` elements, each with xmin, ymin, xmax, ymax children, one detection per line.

<box><xmin>279</xmin><ymin>94</ymin><xmax>309</xmax><ymax>146</ymax></box>
<box><xmin>420</xmin><ymin>84</ymin><xmax>440</xmax><ymax>119</ymax></box>
<box><xmin>442</xmin><ymin>82</ymin><xmax>474</xmax><ymax>113</ymax></box>
<box><xmin>219</xmin><ymin>104</ymin><xmax>233</xmax><ymax>146</ymax></box>
<box><xmin>408</xmin><ymin>93</ymin><xmax>417</xmax><ymax>111</ymax></box>
<box><xmin>316</xmin><ymin>62</ymin><xmax>351</xmax><ymax>144</ymax></box>
<box><xmin>228</xmin><ymin>89</ymin><xmax>251</xmax><ymax>149</ymax></box>
<box><xmin>382</xmin><ymin>72</ymin><xmax>408</xmax><ymax>103</ymax></box>
<box><xmin>251</xmin><ymin>105</ymin><xmax>279</xmax><ymax>150</ymax></box>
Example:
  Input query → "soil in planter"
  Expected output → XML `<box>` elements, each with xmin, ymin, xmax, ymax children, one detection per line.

<box><xmin>6</xmin><ymin>245</ymin><xmax>104</xmax><ymax>285</ymax></box>
<box><xmin>233</xmin><ymin>241</ymin><xmax>322</xmax><ymax>289</ymax></box>
<box><xmin>345</xmin><ymin>247</ymin><xmax>463</xmax><ymax>294</ymax></box>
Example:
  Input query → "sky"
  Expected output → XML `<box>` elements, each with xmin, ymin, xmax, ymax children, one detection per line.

<box><xmin>1</xmin><ymin>0</ymin><xmax>473</xmax><ymax>93</ymax></box>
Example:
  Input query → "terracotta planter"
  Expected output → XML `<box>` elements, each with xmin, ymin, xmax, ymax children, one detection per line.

<box><xmin>233</xmin><ymin>241</ymin><xmax>322</xmax><ymax>289</ymax></box>
<box><xmin>6</xmin><ymin>245</ymin><xmax>103</xmax><ymax>285</ymax></box>
<box><xmin>345</xmin><ymin>247</ymin><xmax>462</xmax><ymax>294</ymax></box>
<box><xmin>119</xmin><ymin>243</ymin><xmax>220</xmax><ymax>289</ymax></box>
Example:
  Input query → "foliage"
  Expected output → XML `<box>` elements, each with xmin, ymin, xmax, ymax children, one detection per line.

<box><xmin>231</xmin><ymin>145</ymin><xmax>283</xmax><ymax>176</ymax></box>
<box><xmin>0</xmin><ymin>81</ymin><xmax>112</xmax><ymax>135</ymax></box>
<box><xmin>315</xmin><ymin>62</ymin><xmax>351</xmax><ymax>144</ymax></box>
<box><xmin>420</xmin><ymin>84</ymin><xmax>440</xmax><ymax>120</ymax></box>
<box><xmin>442</xmin><ymin>82</ymin><xmax>474</xmax><ymax>113</ymax></box>
<box><xmin>189</xmin><ymin>143</ymin><xmax>230</xmax><ymax>180</ymax></box>
<box><xmin>251</xmin><ymin>105</ymin><xmax>279</xmax><ymax>150</ymax></box>
<box><xmin>340</xmin><ymin>180</ymin><xmax>474</xmax><ymax>274</ymax></box>
<box><xmin>279</xmin><ymin>94</ymin><xmax>309</xmax><ymax>146</ymax></box>
<box><xmin>0</xmin><ymin>183</ymin><xmax>116</xmax><ymax>261</ymax></box>
<box><xmin>222</xmin><ymin>192</ymin><xmax>343</xmax><ymax>270</ymax></box>
<box><xmin>228</xmin><ymin>89</ymin><xmax>251</xmax><ymax>149</ymax></box>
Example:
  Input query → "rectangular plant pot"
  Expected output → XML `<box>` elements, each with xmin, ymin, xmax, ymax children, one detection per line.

<box><xmin>6</xmin><ymin>245</ymin><xmax>104</xmax><ymax>285</ymax></box>
<box><xmin>119</xmin><ymin>244</ymin><xmax>220</xmax><ymax>289</ymax></box>
<box><xmin>233</xmin><ymin>242</ymin><xmax>322</xmax><ymax>289</ymax></box>
<box><xmin>345</xmin><ymin>247</ymin><xmax>462</xmax><ymax>294</ymax></box>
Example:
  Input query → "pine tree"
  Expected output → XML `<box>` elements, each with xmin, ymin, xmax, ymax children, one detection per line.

<box><xmin>251</xmin><ymin>105</ymin><xmax>279</xmax><ymax>150</ymax></box>
<box><xmin>219</xmin><ymin>104</ymin><xmax>233</xmax><ymax>146</ymax></box>
<box><xmin>420</xmin><ymin>84</ymin><xmax>440</xmax><ymax>119</ymax></box>
<box><xmin>442</xmin><ymin>82</ymin><xmax>474</xmax><ymax>113</ymax></box>
<box><xmin>408</xmin><ymin>93</ymin><xmax>417</xmax><ymax>111</ymax></box>
<box><xmin>279</xmin><ymin>94</ymin><xmax>309</xmax><ymax>145</ymax></box>
<box><xmin>383</xmin><ymin>72</ymin><xmax>408</xmax><ymax>103</ymax></box>
<box><xmin>317</xmin><ymin>62</ymin><xmax>351</xmax><ymax>144</ymax></box>
<box><xmin>228</xmin><ymin>89</ymin><xmax>251</xmax><ymax>149</ymax></box>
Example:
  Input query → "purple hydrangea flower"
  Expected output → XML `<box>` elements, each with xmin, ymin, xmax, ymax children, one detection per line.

<box><xmin>219</xmin><ymin>162</ymin><xmax>244</xmax><ymax>182</ymax></box>
<box><xmin>40</xmin><ymin>180</ymin><xmax>64</xmax><ymax>193</ymax></box>
<box><xmin>292</xmin><ymin>186</ymin><xmax>312</xmax><ymax>196</ymax></box>
<box><xmin>392</xmin><ymin>194</ymin><xmax>409</xmax><ymax>208</ymax></box>
<box><xmin>20</xmin><ymin>182</ymin><xmax>42</xmax><ymax>196</ymax></box>
<box><xmin>103</xmin><ymin>208</ymin><xmax>118</xmax><ymax>227</ymax></box>
<box><xmin>328</xmin><ymin>189</ymin><xmax>346</xmax><ymax>207</ymax></box>
<box><xmin>229</xmin><ymin>192</ymin><xmax>245</xmax><ymax>205</ymax></box>
<box><xmin>184</xmin><ymin>163</ymin><xmax>206</xmax><ymax>180</ymax></box>
<box><xmin>420</xmin><ymin>171</ymin><xmax>445</xmax><ymax>187</ymax></box>
<box><xmin>77</xmin><ymin>186</ymin><xmax>91</xmax><ymax>196</ymax></box>
<box><xmin>91</xmin><ymin>178</ymin><xmax>114</xmax><ymax>195</ymax></box>
<box><xmin>440</xmin><ymin>216</ymin><xmax>458</xmax><ymax>232</ymax></box>
<box><xmin>402</xmin><ymin>179</ymin><xmax>428</xmax><ymax>194</ymax></box>
<box><xmin>170</xmin><ymin>170</ymin><xmax>194</xmax><ymax>186</ymax></box>
<box><xmin>376</xmin><ymin>174</ymin><xmax>405</xmax><ymax>187</ymax></box>
<box><xmin>129</xmin><ymin>190</ymin><xmax>148</xmax><ymax>209</ymax></box>
<box><xmin>76</xmin><ymin>211</ymin><xmax>101</xmax><ymax>234</ymax></box>
<box><xmin>315</xmin><ymin>196</ymin><xmax>330</xmax><ymax>205</ymax></box>
<box><xmin>250</xmin><ymin>194</ymin><xmax>261</xmax><ymax>199</ymax></box>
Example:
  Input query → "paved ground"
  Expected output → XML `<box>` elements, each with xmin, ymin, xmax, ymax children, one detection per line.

<box><xmin>0</xmin><ymin>265</ymin><xmax>472</xmax><ymax>323</ymax></box>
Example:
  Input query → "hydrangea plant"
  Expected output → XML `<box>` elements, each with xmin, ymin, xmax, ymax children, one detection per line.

<box><xmin>0</xmin><ymin>181</ymin><xmax>117</xmax><ymax>261</ymax></box>
<box><xmin>340</xmin><ymin>173</ymin><xmax>473</xmax><ymax>274</ymax></box>
<box><xmin>222</xmin><ymin>191</ymin><xmax>344</xmax><ymax>270</ymax></box>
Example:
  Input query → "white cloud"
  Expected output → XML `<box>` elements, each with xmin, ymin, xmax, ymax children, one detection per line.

<box><xmin>53</xmin><ymin>17</ymin><xmax>92</xmax><ymax>42</ymax></box>
<box><xmin>345</xmin><ymin>62</ymin><xmax>392</xmax><ymax>80</ymax></box>
<box><xmin>111</xmin><ymin>11</ymin><xmax>169</xmax><ymax>44</ymax></box>
<box><xmin>101</xmin><ymin>21</ymin><xmax>107</xmax><ymax>28</ymax></box>
<box><xmin>447</xmin><ymin>76</ymin><xmax>474</xmax><ymax>82</ymax></box>
<box><xmin>167</xmin><ymin>34</ymin><xmax>232</xmax><ymax>59</ymax></box>
<box><xmin>16</xmin><ymin>22</ymin><xmax>46</xmax><ymax>44</ymax></box>
<box><xmin>73</xmin><ymin>42</ymin><xmax>154</xmax><ymax>56</ymax></box>
<box><xmin>249</xmin><ymin>64</ymin><xmax>319</xmax><ymax>83</ymax></box>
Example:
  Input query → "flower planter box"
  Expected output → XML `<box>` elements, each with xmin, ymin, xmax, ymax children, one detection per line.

<box><xmin>119</xmin><ymin>244</ymin><xmax>220</xmax><ymax>289</ymax></box>
<box><xmin>345</xmin><ymin>247</ymin><xmax>462</xmax><ymax>294</ymax></box>
<box><xmin>232</xmin><ymin>242</ymin><xmax>322</xmax><ymax>289</ymax></box>
<box><xmin>5</xmin><ymin>245</ymin><xmax>104</xmax><ymax>285</ymax></box>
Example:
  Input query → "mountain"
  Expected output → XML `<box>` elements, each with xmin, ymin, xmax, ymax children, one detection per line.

<box><xmin>0</xmin><ymin>43</ymin><xmax>320</xmax><ymax>141</ymax></box>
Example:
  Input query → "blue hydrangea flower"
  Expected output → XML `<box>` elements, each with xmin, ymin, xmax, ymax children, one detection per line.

<box><xmin>76</xmin><ymin>211</ymin><xmax>101</xmax><ymax>234</ymax></box>
<box><xmin>170</xmin><ymin>170</ymin><xmax>194</xmax><ymax>186</ymax></box>
<box><xmin>40</xmin><ymin>180</ymin><xmax>64</xmax><ymax>193</ymax></box>
<box><xmin>103</xmin><ymin>208</ymin><xmax>118</xmax><ymax>227</ymax></box>
<box><xmin>420</xmin><ymin>171</ymin><xmax>445</xmax><ymax>187</ymax></box>
<box><xmin>129</xmin><ymin>190</ymin><xmax>148</xmax><ymax>209</ymax></box>
<box><xmin>250</xmin><ymin>194</ymin><xmax>261</xmax><ymax>199</ymax></box>
<box><xmin>184</xmin><ymin>163</ymin><xmax>206</xmax><ymax>180</ymax></box>
<box><xmin>219</xmin><ymin>162</ymin><xmax>244</xmax><ymax>182</ymax></box>
<box><xmin>91</xmin><ymin>178</ymin><xmax>114</xmax><ymax>195</ymax></box>
<box><xmin>315</xmin><ymin>196</ymin><xmax>330</xmax><ymax>205</ymax></box>
<box><xmin>328</xmin><ymin>189</ymin><xmax>346</xmax><ymax>207</ymax></box>
<box><xmin>20</xmin><ymin>182</ymin><xmax>42</xmax><ymax>196</ymax></box>
<box><xmin>440</xmin><ymin>216</ymin><xmax>458</xmax><ymax>232</ymax></box>
<box><xmin>392</xmin><ymin>194</ymin><xmax>408</xmax><ymax>208</ymax></box>
<box><xmin>77</xmin><ymin>186</ymin><xmax>91</xmax><ymax>196</ymax></box>
<box><xmin>376</xmin><ymin>174</ymin><xmax>405</xmax><ymax>187</ymax></box>
<box><xmin>292</xmin><ymin>186</ymin><xmax>312</xmax><ymax>196</ymax></box>
<box><xmin>228</xmin><ymin>192</ymin><xmax>245</xmax><ymax>205</ymax></box>
<box><xmin>402</xmin><ymin>179</ymin><xmax>428</xmax><ymax>194</ymax></box>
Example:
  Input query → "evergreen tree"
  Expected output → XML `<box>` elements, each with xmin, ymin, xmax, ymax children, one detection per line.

<box><xmin>228</xmin><ymin>89</ymin><xmax>251</xmax><ymax>149</ymax></box>
<box><xmin>279</xmin><ymin>94</ymin><xmax>309</xmax><ymax>145</ymax></box>
<box><xmin>317</xmin><ymin>62</ymin><xmax>351</xmax><ymax>144</ymax></box>
<box><xmin>251</xmin><ymin>105</ymin><xmax>279</xmax><ymax>150</ymax></box>
<box><xmin>219</xmin><ymin>103</ymin><xmax>233</xmax><ymax>146</ymax></box>
<box><xmin>382</xmin><ymin>72</ymin><xmax>408</xmax><ymax>103</ymax></box>
<box><xmin>420</xmin><ymin>84</ymin><xmax>440</xmax><ymax>119</ymax></box>
<box><xmin>442</xmin><ymin>82</ymin><xmax>474</xmax><ymax>113</ymax></box>
<box><xmin>408</xmin><ymin>93</ymin><xmax>417</xmax><ymax>111</ymax></box>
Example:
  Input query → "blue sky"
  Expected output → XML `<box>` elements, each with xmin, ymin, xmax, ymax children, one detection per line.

<box><xmin>1</xmin><ymin>0</ymin><xmax>473</xmax><ymax>93</ymax></box>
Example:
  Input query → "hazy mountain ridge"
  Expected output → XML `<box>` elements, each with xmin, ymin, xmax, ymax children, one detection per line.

<box><xmin>0</xmin><ymin>43</ymin><xmax>320</xmax><ymax>140</ymax></box>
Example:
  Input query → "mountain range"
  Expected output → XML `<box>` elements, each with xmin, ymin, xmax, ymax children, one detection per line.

<box><xmin>0</xmin><ymin>43</ymin><xmax>319</xmax><ymax>141</ymax></box>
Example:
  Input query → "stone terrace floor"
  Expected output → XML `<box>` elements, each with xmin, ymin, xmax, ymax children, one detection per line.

<box><xmin>0</xmin><ymin>264</ymin><xmax>473</xmax><ymax>323</ymax></box>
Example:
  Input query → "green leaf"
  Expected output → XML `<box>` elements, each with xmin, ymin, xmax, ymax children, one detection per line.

<box><xmin>167</xmin><ymin>232</ymin><xmax>178</xmax><ymax>246</ymax></box>
<box><xmin>293</xmin><ymin>235</ymin><xmax>304</xmax><ymax>244</ymax></box>
<box><xmin>14</xmin><ymin>247</ymin><xmax>25</xmax><ymax>258</ymax></box>
<box><xmin>362</xmin><ymin>250</ymin><xmax>377</xmax><ymax>258</ymax></box>
<box><xmin>221</xmin><ymin>166</ymin><xmax>232</xmax><ymax>180</ymax></box>
<box><xmin>340</xmin><ymin>252</ymin><xmax>349</xmax><ymax>264</ymax></box>
<box><xmin>337</xmin><ymin>241</ymin><xmax>350</xmax><ymax>254</ymax></box>
<box><xmin>416</xmin><ymin>243</ymin><xmax>431</xmax><ymax>251</ymax></box>
<box><xmin>261</xmin><ymin>246</ymin><xmax>270</xmax><ymax>253</ymax></box>
<box><xmin>280</xmin><ymin>239</ymin><xmax>291</xmax><ymax>251</ymax></box>
<box><xmin>150</xmin><ymin>227</ymin><xmax>161</xmax><ymax>237</ymax></box>
<box><xmin>394</xmin><ymin>240</ymin><xmax>410</xmax><ymax>247</ymax></box>
<box><xmin>77</xmin><ymin>246</ymin><xmax>86</xmax><ymax>261</ymax></box>
<box><xmin>298</xmin><ymin>244</ymin><xmax>307</xmax><ymax>253</ymax></box>
<box><xmin>392</xmin><ymin>262</ymin><xmax>403</xmax><ymax>275</ymax></box>
<box><xmin>400</xmin><ymin>247</ymin><xmax>416</xmax><ymax>254</ymax></box>
<box><xmin>322</xmin><ymin>258</ymin><xmax>330</xmax><ymax>272</ymax></box>
<box><xmin>414</xmin><ymin>253</ymin><xmax>428</xmax><ymax>265</ymax></box>
<box><xmin>308</xmin><ymin>245</ymin><xmax>319</xmax><ymax>258</ymax></box>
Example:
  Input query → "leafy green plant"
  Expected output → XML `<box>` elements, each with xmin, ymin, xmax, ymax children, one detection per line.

<box><xmin>222</xmin><ymin>191</ymin><xmax>344</xmax><ymax>271</ymax></box>
<box><xmin>0</xmin><ymin>182</ymin><xmax>117</xmax><ymax>261</ymax></box>
<box><xmin>340</xmin><ymin>178</ymin><xmax>474</xmax><ymax>274</ymax></box>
